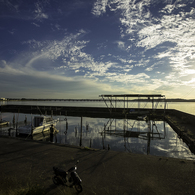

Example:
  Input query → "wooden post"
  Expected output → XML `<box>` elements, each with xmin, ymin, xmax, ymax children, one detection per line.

<box><xmin>147</xmin><ymin>120</ymin><xmax>151</xmax><ymax>155</ymax></box>
<box><xmin>115</xmin><ymin>97</ymin><xmax>116</xmax><ymax>112</ymax></box>
<box><xmin>66</xmin><ymin>120</ymin><xmax>68</xmax><ymax>131</ymax></box>
<box><xmin>164</xmin><ymin>99</ymin><xmax>167</xmax><ymax>116</ymax></box>
<box><xmin>13</xmin><ymin>114</ymin><xmax>15</xmax><ymax>128</ymax></box>
<box><xmin>164</xmin><ymin>120</ymin><xmax>166</xmax><ymax>138</ymax></box>
<box><xmin>152</xmin><ymin>97</ymin><xmax>154</xmax><ymax>110</ymax></box>
<box><xmin>31</xmin><ymin>113</ymin><xmax>33</xmax><ymax>137</ymax></box>
<box><xmin>124</xmin><ymin>96</ymin><xmax>125</xmax><ymax>113</ymax></box>
<box><xmin>16</xmin><ymin>109</ymin><xmax>19</xmax><ymax>136</ymax></box>
<box><xmin>80</xmin><ymin>116</ymin><xmax>82</xmax><ymax>146</ymax></box>
<box><xmin>89</xmin><ymin>138</ymin><xmax>92</xmax><ymax>148</ymax></box>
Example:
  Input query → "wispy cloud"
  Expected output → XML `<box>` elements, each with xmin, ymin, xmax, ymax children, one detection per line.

<box><xmin>91</xmin><ymin>0</ymin><xmax>108</xmax><ymax>16</ymax></box>
<box><xmin>0</xmin><ymin>59</ymin><xmax>130</xmax><ymax>98</ymax></box>
<box><xmin>2</xmin><ymin>0</ymin><xmax>19</xmax><ymax>12</ymax></box>
<box><xmin>34</xmin><ymin>2</ymin><xmax>48</xmax><ymax>21</ymax></box>
<box><xmin>91</xmin><ymin>0</ymin><xmax>195</xmax><ymax>97</ymax></box>
<box><xmin>32</xmin><ymin>22</ymin><xmax>40</xmax><ymax>27</ymax></box>
<box><xmin>115</xmin><ymin>41</ymin><xmax>125</xmax><ymax>50</ymax></box>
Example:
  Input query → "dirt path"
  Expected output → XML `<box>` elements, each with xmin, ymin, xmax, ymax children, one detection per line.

<box><xmin>1</xmin><ymin>136</ymin><xmax>195</xmax><ymax>195</ymax></box>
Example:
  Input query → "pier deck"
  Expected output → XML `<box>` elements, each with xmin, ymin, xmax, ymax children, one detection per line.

<box><xmin>0</xmin><ymin>104</ymin><xmax>165</xmax><ymax>119</ymax></box>
<box><xmin>165</xmin><ymin>110</ymin><xmax>195</xmax><ymax>153</ymax></box>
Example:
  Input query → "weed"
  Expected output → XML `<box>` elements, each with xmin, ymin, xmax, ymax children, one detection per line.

<box><xmin>18</xmin><ymin>184</ymin><xmax>45</xmax><ymax>195</ymax></box>
<box><xmin>0</xmin><ymin>176</ymin><xmax>46</xmax><ymax>195</ymax></box>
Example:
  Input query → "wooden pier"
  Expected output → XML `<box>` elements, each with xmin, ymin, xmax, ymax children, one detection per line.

<box><xmin>0</xmin><ymin>104</ymin><xmax>166</xmax><ymax>119</ymax></box>
<box><xmin>164</xmin><ymin>110</ymin><xmax>195</xmax><ymax>154</ymax></box>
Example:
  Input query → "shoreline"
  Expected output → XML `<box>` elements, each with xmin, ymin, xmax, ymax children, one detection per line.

<box><xmin>1</xmin><ymin>98</ymin><xmax>195</xmax><ymax>102</ymax></box>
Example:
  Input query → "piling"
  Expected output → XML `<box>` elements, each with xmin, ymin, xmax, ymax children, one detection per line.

<box><xmin>80</xmin><ymin>116</ymin><xmax>82</xmax><ymax>146</ymax></box>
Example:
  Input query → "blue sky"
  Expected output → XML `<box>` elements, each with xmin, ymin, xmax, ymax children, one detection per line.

<box><xmin>0</xmin><ymin>0</ymin><xmax>195</xmax><ymax>99</ymax></box>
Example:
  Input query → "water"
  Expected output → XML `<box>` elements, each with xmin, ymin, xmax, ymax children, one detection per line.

<box><xmin>1</xmin><ymin>101</ymin><xmax>195</xmax><ymax>160</ymax></box>
<box><xmin>166</xmin><ymin>102</ymin><xmax>195</xmax><ymax>115</ymax></box>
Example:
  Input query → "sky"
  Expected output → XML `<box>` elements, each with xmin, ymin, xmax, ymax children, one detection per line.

<box><xmin>0</xmin><ymin>0</ymin><xmax>195</xmax><ymax>99</ymax></box>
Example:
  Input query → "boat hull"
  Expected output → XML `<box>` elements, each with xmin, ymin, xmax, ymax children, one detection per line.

<box><xmin>0</xmin><ymin>121</ymin><xmax>9</xmax><ymax>126</ymax></box>
<box><xmin>18</xmin><ymin>117</ymin><xmax>59</xmax><ymax>135</ymax></box>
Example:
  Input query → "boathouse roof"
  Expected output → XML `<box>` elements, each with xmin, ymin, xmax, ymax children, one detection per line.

<box><xmin>99</xmin><ymin>94</ymin><xmax>165</xmax><ymax>98</ymax></box>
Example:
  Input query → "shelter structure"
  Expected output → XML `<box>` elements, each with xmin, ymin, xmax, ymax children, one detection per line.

<box><xmin>99</xmin><ymin>94</ymin><xmax>166</xmax><ymax>114</ymax></box>
<box><xmin>99</xmin><ymin>94</ymin><xmax>167</xmax><ymax>154</ymax></box>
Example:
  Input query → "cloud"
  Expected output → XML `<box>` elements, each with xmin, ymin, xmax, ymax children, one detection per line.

<box><xmin>2</xmin><ymin>0</ymin><xmax>19</xmax><ymax>12</ymax></box>
<box><xmin>183</xmin><ymin>78</ymin><xmax>195</xmax><ymax>87</ymax></box>
<box><xmin>22</xmin><ymin>31</ymin><xmax>127</xmax><ymax>79</ymax></box>
<box><xmin>1</xmin><ymin>0</ymin><xmax>195</xmax><ymax>99</ymax></box>
<box><xmin>92</xmin><ymin>0</ymin><xmax>195</xmax><ymax>68</ymax></box>
<box><xmin>115</xmin><ymin>0</ymin><xmax>152</xmax><ymax>34</ymax></box>
<box><xmin>96</xmin><ymin>72</ymin><xmax>150</xmax><ymax>85</ymax></box>
<box><xmin>91</xmin><ymin>0</ymin><xmax>195</xmax><ymax>91</ymax></box>
<box><xmin>8</xmin><ymin>29</ymin><xmax>15</xmax><ymax>34</ymax></box>
<box><xmin>0</xmin><ymin>60</ymin><xmax>131</xmax><ymax>98</ymax></box>
<box><xmin>115</xmin><ymin>41</ymin><xmax>125</xmax><ymax>50</ymax></box>
<box><xmin>91</xmin><ymin>0</ymin><xmax>108</xmax><ymax>16</ymax></box>
<box><xmin>0</xmin><ymin>60</ymin><xmax>6</xmax><ymax>68</ymax></box>
<box><xmin>22</xmin><ymin>31</ymin><xmax>90</xmax><ymax>68</ymax></box>
<box><xmin>1</xmin><ymin>29</ymin><xmax>132</xmax><ymax>97</ymax></box>
<box><xmin>34</xmin><ymin>2</ymin><xmax>48</xmax><ymax>21</ymax></box>
<box><xmin>32</xmin><ymin>22</ymin><xmax>40</xmax><ymax>27</ymax></box>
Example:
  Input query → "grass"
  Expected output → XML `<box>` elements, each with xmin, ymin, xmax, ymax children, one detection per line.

<box><xmin>0</xmin><ymin>174</ymin><xmax>80</xmax><ymax>195</ymax></box>
<box><xmin>18</xmin><ymin>184</ymin><xmax>45</xmax><ymax>195</ymax></box>
<box><xmin>57</xmin><ymin>186</ymin><xmax>77</xmax><ymax>195</ymax></box>
<box><xmin>0</xmin><ymin>176</ymin><xmax>46</xmax><ymax>195</ymax></box>
<box><xmin>82</xmin><ymin>146</ymin><xmax>98</xmax><ymax>151</ymax></box>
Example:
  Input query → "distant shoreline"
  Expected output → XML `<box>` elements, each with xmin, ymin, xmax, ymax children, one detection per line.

<box><xmin>1</xmin><ymin>98</ymin><xmax>195</xmax><ymax>102</ymax></box>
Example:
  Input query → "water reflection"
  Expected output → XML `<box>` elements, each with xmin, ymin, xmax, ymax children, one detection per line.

<box><xmin>100</xmin><ymin>118</ymin><xmax>166</xmax><ymax>155</ymax></box>
<box><xmin>1</xmin><ymin>112</ymin><xmax>195</xmax><ymax>160</ymax></box>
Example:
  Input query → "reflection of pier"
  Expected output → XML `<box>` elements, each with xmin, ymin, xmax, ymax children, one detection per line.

<box><xmin>99</xmin><ymin>94</ymin><xmax>167</xmax><ymax>153</ymax></box>
<box><xmin>102</xmin><ymin>130</ymin><xmax>147</xmax><ymax>138</ymax></box>
<box><xmin>102</xmin><ymin>121</ymin><xmax>165</xmax><ymax>139</ymax></box>
<box><xmin>101</xmin><ymin>117</ymin><xmax>166</xmax><ymax>154</ymax></box>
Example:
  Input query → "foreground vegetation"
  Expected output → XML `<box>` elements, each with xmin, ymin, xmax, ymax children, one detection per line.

<box><xmin>0</xmin><ymin>176</ymin><xmax>76</xmax><ymax>195</ymax></box>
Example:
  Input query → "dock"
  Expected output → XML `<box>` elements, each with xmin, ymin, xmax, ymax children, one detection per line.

<box><xmin>0</xmin><ymin>104</ymin><xmax>166</xmax><ymax>119</ymax></box>
<box><xmin>165</xmin><ymin>109</ymin><xmax>195</xmax><ymax>153</ymax></box>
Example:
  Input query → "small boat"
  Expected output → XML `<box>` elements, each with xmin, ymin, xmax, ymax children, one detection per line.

<box><xmin>0</xmin><ymin>119</ymin><xmax>9</xmax><ymax>126</ymax></box>
<box><xmin>18</xmin><ymin>116</ymin><xmax>59</xmax><ymax>135</ymax></box>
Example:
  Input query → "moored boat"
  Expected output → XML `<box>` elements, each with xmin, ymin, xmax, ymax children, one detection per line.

<box><xmin>0</xmin><ymin>119</ymin><xmax>9</xmax><ymax>126</ymax></box>
<box><xmin>18</xmin><ymin>115</ymin><xmax>59</xmax><ymax>135</ymax></box>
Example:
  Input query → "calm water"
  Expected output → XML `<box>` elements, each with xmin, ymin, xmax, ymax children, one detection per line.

<box><xmin>1</xmin><ymin>101</ymin><xmax>195</xmax><ymax>160</ymax></box>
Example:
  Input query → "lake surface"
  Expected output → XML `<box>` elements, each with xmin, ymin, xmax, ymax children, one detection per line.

<box><xmin>1</xmin><ymin>101</ymin><xmax>195</xmax><ymax>160</ymax></box>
